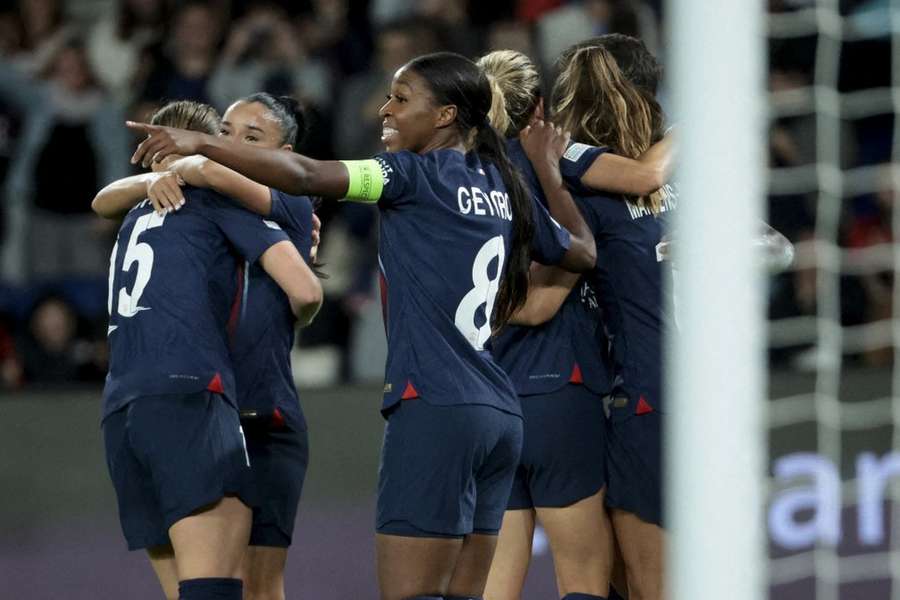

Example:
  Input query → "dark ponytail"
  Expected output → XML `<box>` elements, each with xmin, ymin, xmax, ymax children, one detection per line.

<box><xmin>473</xmin><ymin>124</ymin><xmax>534</xmax><ymax>332</ymax></box>
<box><xmin>240</xmin><ymin>92</ymin><xmax>308</xmax><ymax>149</ymax></box>
<box><xmin>406</xmin><ymin>52</ymin><xmax>535</xmax><ymax>332</ymax></box>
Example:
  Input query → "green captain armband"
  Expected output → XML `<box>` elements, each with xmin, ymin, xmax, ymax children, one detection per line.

<box><xmin>341</xmin><ymin>159</ymin><xmax>384</xmax><ymax>203</ymax></box>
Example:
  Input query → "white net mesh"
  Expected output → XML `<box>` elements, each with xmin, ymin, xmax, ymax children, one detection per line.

<box><xmin>766</xmin><ymin>1</ymin><xmax>900</xmax><ymax>598</ymax></box>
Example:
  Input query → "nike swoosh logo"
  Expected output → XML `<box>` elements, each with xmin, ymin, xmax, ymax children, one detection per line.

<box><xmin>107</xmin><ymin>325</ymin><xmax>118</xmax><ymax>335</ymax></box>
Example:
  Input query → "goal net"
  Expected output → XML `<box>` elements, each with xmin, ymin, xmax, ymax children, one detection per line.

<box><xmin>762</xmin><ymin>1</ymin><xmax>899</xmax><ymax>599</ymax></box>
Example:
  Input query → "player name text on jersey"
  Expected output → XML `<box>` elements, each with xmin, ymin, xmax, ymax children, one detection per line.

<box><xmin>457</xmin><ymin>186</ymin><xmax>513</xmax><ymax>221</ymax></box>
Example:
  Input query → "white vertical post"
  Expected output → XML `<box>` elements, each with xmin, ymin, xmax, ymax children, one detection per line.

<box><xmin>666</xmin><ymin>3</ymin><xmax>766</xmax><ymax>600</ymax></box>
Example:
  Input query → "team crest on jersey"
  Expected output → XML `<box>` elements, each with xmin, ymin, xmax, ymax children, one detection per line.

<box><xmin>374</xmin><ymin>157</ymin><xmax>393</xmax><ymax>186</ymax></box>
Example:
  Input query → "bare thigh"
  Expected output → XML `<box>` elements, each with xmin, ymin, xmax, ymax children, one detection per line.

<box><xmin>147</xmin><ymin>544</ymin><xmax>179</xmax><ymax>600</ymax></box>
<box><xmin>168</xmin><ymin>496</ymin><xmax>252</xmax><ymax>581</ymax></box>
<box><xmin>536</xmin><ymin>488</ymin><xmax>613</xmax><ymax>597</ymax></box>
<box><xmin>376</xmin><ymin>533</ymin><xmax>463</xmax><ymax>600</ymax></box>
<box><xmin>483</xmin><ymin>510</ymin><xmax>535</xmax><ymax>600</ymax></box>
<box><xmin>610</xmin><ymin>509</ymin><xmax>665</xmax><ymax>600</ymax></box>
<box><xmin>241</xmin><ymin>545</ymin><xmax>288</xmax><ymax>600</ymax></box>
<box><xmin>447</xmin><ymin>533</ymin><xmax>501</xmax><ymax>598</ymax></box>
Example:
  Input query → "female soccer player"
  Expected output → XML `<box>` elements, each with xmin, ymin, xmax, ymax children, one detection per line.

<box><xmin>476</xmin><ymin>47</ymin><xmax>673</xmax><ymax>600</ymax></box>
<box><xmin>101</xmin><ymin>100</ymin><xmax>322</xmax><ymax>600</ymax></box>
<box><xmin>510</xmin><ymin>35</ymin><xmax>673</xmax><ymax>600</ymax></box>
<box><xmin>127</xmin><ymin>51</ymin><xmax>597</xmax><ymax>600</ymax></box>
<box><xmin>94</xmin><ymin>93</ymin><xmax>316</xmax><ymax>600</ymax></box>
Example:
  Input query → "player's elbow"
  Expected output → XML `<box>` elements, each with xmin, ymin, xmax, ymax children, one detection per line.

<box><xmin>91</xmin><ymin>194</ymin><xmax>115</xmax><ymax>219</ymax></box>
<box><xmin>290</xmin><ymin>279</ymin><xmax>323</xmax><ymax>327</ymax></box>
<box><xmin>561</xmin><ymin>238</ymin><xmax>596</xmax><ymax>273</ymax></box>
<box><xmin>644</xmin><ymin>166</ymin><xmax>667</xmax><ymax>196</ymax></box>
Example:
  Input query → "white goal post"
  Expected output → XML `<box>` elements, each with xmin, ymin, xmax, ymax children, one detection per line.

<box><xmin>666</xmin><ymin>3</ymin><xmax>766</xmax><ymax>600</ymax></box>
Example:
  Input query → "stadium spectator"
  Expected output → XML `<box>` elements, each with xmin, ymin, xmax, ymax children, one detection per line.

<box><xmin>85</xmin><ymin>0</ymin><xmax>169</xmax><ymax>105</ymax></box>
<box><xmin>535</xmin><ymin>0</ymin><xmax>658</xmax><ymax>74</ymax></box>
<box><xmin>12</xmin><ymin>0</ymin><xmax>73</xmax><ymax>73</ymax></box>
<box><xmin>209</xmin><ymin>4</ymin><xmax>330</xmax><ymax>111</ymax></box>
<box><xmin>18</xmin><ymin>294</ymin><xmax>105</xmax><ymax>384</ymax></box>
<box><xmin>138</xmin><ymin>1</ymin><xmax>223</xmax><ymax>106</ymax></box>
<box><xmin>0</xmin><ymin>36</ymin><xmax>130</xmax><ymax>282</ymax></box>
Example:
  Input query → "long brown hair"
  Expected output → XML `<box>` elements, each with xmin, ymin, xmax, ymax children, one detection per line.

<box><xmin>552</xmin><ymin>35</ymin><xmax>665</xmax><ymax>210</ymax></box>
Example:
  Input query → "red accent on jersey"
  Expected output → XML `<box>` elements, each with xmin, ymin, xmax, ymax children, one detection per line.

<box><xmin>272</xmin><ymin>407</ymin><xmax>285</xmax><ymax>429</ymax></box>
<box><xmin>401</xmin><ymin>380</ymin><xmax>419</xmax><ymax>400</ymax></box>
<box><xmin>226</xmin><ymin>260</ymin><xmax>245</xmax><ymax>343</ymax></box>
<box><xmin>569</xmin><ymin>363</ymin><xmax>583</xmax><ymax>384</ymax></box>
<box><xmin>378</xmin><ymin>270</ymin><xmax>388</xmax><ymax>332</ymax></box>
<box><xmin>207</xmin><ymin>372</ymin><xmax>224</xmax><ymax>394</ymax></box>
<box><xmin>636</xmin><ymin>395</ymin><xmax>653</xmax><ymax>415</ymax></box>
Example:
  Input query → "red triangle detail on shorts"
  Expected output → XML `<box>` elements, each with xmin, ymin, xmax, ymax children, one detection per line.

<box><xmin>272</xmin><ymin>407</ymin><xmax>285</xmax><ymax>429</ymax></box>
<box><xmin>207</xmin><ymin>372</ymin><xmax>224</xmax><ymax>394</ymax></box>
<box><xmin>569</xmin><ymin>363</ymin><xmax>584</xmax><ymax>384</ymax></box>
<box><xmin>636</xmin><ymin>395</ymin><xmax>653</xmax><ymax>415</ymax></box>
<box><xmin>401</xmin><ymin>380</ymin><xmax>419</xmax><ymax>400</ymax></box>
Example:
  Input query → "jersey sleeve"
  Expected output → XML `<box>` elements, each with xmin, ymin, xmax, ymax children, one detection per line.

<box><xmin>372</xmin><ymin>151</ymin><xmax>418</xmax><ymax>208</ymax></box>
<box><xmin>559</xmin><ymin>142</ymin><xmax>610</xmax><ymax>193</ymax></box>
<box><xmin>204</xmin><ymin>192</ymin><xmax>291</xmax><ymax>263</ymax></box>
<box><xmin>529</xmin><ymin>198</ymin><xmax>572</xmax><ymax>266</ymax></box>
<box><xmin>268</xmin><ymin>190</ymin><xmax>314</xmax><ymax>260</ymax></box>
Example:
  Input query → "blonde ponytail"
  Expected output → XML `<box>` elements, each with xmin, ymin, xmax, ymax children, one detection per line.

<box><xmin>477</xmin><ymin>50</ymin><xmax>542</xmax><ymax>138</ymax></box>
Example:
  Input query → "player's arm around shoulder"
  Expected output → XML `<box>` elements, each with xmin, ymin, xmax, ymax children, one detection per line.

<box><xmin>92</xmin><ymin>172</ymin><xmax>183</xmax><ymax>219</ymax></box>
<box><xmin>508</xmin><ymin>263</ymin><xmax>580</xmax><ymax>326</ymax></box>
<box><xmin>579</xmin><ymin>132</ymin><xmax>673</xmax><ymax>197</ymax></box>
<box><xmin>169</xmin><ymin>155</ymin><xmax>274</xmax><ymax>216</ymax></box>
<box><xmin>259</xmin><ymin>241</ymin><xmax>323</xmax><ymax>327</ymax></box>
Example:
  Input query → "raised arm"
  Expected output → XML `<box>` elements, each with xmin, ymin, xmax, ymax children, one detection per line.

<box><xmin>521</xmin><ymin>121</ymin><xmax>596</xmax><ymax>273</ymax></box>
<box><xmin>128</xmin><ymin>122</ymin><xmax>350</xmax><ymax>199</ymax></box>
<box><xmin>92</xmin><ymin>171</ymin><xmax>184</xmax><ymax>219</ymax></box>
<box><xmin>258</xmin><ymin>240</ymin><xmax>324</xmax><ymax>327</ymax></box>
<box><xmin>509</xmin><ymin>264</ymin><xmax>580</xmax><ymax>326</ymax></box>
<box><xmin>581</xmin><ymin>132</ymin><xmax>674</xmax><ymax>196</ymax></box>
<box><xmin>169</xmin><ymin>155</ymin><xmax>274</xmax><ymax>216</ymax></box>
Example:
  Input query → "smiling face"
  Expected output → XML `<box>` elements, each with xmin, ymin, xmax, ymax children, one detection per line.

<box><xmin>378</xmin><ymin>66</ymin><xmax>452</xmax><ymax>154</ymax></box>
<box><xmin>219</xmin><ymin>100</ymin><xmax>290</xmax><ymax>151</ymax></box>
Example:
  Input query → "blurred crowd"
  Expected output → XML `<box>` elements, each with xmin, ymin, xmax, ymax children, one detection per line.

<box><xmin>0</xmin><ymin>0</ymin><xmax>892</xmax><ymax>389</ymax></box>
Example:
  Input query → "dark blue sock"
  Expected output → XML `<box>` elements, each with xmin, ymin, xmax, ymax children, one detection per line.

<box><xmin>562</xmin><ymin>594</ymin><xmax>607</xmax><ymax>600</ymax></box>
<box><xmin>178</xmin><ymin>578</ymin><xmax>242</xmax><ymax>600</ymax></box>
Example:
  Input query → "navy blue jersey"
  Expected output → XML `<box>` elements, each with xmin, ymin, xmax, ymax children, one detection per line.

<box><xmin>506</xmin><ymin>138</ymin><xmax>609</xmax><ymax>210</ymax></box>
<box><xmin>230</xmin><ymin>190</ymin><xmax>314</xmax><ymax>427</ymax></box>
<box><xmin>490</xmin><ymin>279</ymin><xmax>609</xmax><ymax>396</ymax></box>
<box><xmin>493</xmin><ymin>138</ymin><xmax>611</xmax><ymax>396</ymax></box>
<box><xmin>102</xmin><ymin>187</ymin><xmax>289</xmax><ymax>420</ymax></box>
<box><xmin>373</xmin><ymin>149</ymin><xmax>570</xmax><ymax>415</ymax></box>
<box><xmin>577</xmin><ymin>185</ymin><xmax>678</xmax><ymax>412</ymax></box>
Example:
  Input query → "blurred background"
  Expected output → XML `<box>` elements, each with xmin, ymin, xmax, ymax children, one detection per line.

<box><xmin>0</xmin><ymin>0</ymin><xmax>895</xmax><ymax>598</ymax></box>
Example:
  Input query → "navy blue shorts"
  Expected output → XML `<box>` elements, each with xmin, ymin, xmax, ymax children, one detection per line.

<box><xmin>376</xmin><ymin>398</ymin><xmax>523</xmax><ymax>538</ymax></box>
<box><xmin>604</xmin><ymin>396</ymin><xmax>662</xmax><ymax>527</ymax></box>
<box><xmin>507</xmin><ymin>384</ymin><xmax>606</xmax><ymax>510</ymax></box>
<box><xmin>103</xmin><ymin>391</ymin><xmax>257</xmax><ymax>551</ymax></box>
<box><xmin>241</xmin><ymin>413</ymin><xmax>309</xmax><ymax>548</ymax></box>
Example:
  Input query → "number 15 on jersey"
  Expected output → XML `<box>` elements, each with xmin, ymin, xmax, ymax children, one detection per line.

<box><xmin>108</xmin><ymin>210</ymin><xmax>166</xmax><ymax>325</ymax></box>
